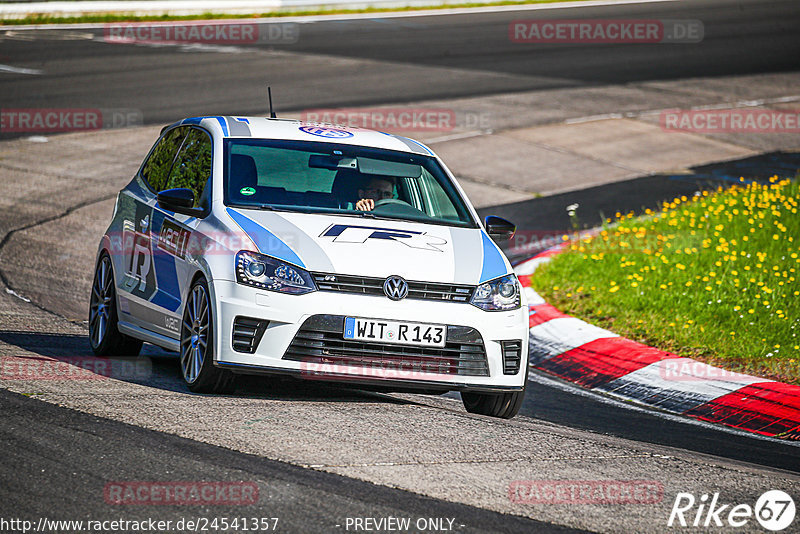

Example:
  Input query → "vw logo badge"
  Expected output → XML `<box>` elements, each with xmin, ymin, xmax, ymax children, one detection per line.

<box><xmin>383</xmin><ymin>275</ymin><xmax>409</xmax><ymax>301</ymax></box>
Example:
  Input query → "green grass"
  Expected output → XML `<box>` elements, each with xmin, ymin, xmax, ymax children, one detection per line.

<box><xmin>528</xmin><ymin>177</ymin><xmax>800</xmax><ymax>384</ymax></box>
<box><xmin>0</xmin><ymin>0</ymin><xmax>592</xmax><ymax>26</ymax></box>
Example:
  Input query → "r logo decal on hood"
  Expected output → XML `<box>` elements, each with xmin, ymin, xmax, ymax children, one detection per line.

<box><xmin>320</xmin><ymin>224</ymin><xmax>447</xmax><ymax>252</ymax></box>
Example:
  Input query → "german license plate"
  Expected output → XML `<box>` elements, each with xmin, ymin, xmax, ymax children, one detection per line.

<box><xmin>343</xmin><ymin>317</ymin><xmax>446</xmax><ymax>347</ymax></box>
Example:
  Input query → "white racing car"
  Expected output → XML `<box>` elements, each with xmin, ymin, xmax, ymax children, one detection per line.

<box><xmin>89</xmin><ymin>116</ymin><xmax>528</xmax><ymax>418</ymax></box>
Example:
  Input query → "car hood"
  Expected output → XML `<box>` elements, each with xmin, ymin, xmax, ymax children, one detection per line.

<box><xmin>224</xmin><ymin>207</ymin><xmax>510</xmax><ymax>285</ymax></box>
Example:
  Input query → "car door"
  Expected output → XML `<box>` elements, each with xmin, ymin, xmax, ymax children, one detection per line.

<box><xmin>118</xmin><ymin>126</ymin><xmax>188</xmax><ymax>329</ymax></box>
<box><xmin>149</xmin><ymin>127</ymin><xmax>213</xmax><ymax>338</ymax></box>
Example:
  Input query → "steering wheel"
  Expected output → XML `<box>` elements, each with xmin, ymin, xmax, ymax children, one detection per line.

<box><xmin>374</xmin><ymin>198</ymin><xmax>412</xmax><ymax>208</ymax></box>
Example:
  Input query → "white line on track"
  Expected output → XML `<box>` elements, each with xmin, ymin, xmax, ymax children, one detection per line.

<box><xmin>0</xmin><ymin>64</ymin><xmax>42</xmax><ymax>75</ymax></box>
<box><xmin>5</xmin><ymin>288</ymin><xmax>31</xmax><ymax>302</ymax></box>
<box><xmin>565</xmin><ymin>94</ymin><xmax>800</xmax><ymax>124</ymax></box>
<box><xmin>1</xmin><ymin>0</ymin><xmax>680</xmax><ymax>30</ymax></box>
<box><xmin>425</xmin><ymin>129</ymin><xmax>492</xmax><ymax>144</ymax></box>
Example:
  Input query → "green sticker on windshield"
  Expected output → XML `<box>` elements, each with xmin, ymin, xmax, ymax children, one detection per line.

<box><xmin>240</xmin><ymin>187</ymin><xmax>256</xmax><ymax>196</ymax></box>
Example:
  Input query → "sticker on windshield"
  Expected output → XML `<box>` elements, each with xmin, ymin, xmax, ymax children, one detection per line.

<box><xmin>240</xmin><ymin>187</ymin><xmax>256</xmax><ymax>196</ymax></box>
<box><xmin>299</xmin><ymin>126</ymin><xmax>354</xmax><ymax>139</ymax></box>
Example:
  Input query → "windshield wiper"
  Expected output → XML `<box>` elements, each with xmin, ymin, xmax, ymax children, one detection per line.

<box><xmin>228</xmin><ymin>203</ymin><xmax>289</xmax><ymax>213</ymax></box>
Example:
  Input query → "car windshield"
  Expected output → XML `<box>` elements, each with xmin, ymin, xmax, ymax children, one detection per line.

<box><xmin>223</xmin><ymin>139</ymin><xmax>476</xmax><ymax>228</ymax></box>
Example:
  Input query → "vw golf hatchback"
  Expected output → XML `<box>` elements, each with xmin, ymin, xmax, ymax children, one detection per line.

<box><xmin>90</xmin><ymin>116</ymin><xmax>528</xmax><ymax>418</ymax></box>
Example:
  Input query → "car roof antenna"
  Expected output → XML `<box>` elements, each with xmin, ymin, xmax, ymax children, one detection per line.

<box><xmin>268</xmin><ymin>86</ymin><xmax>277</xmax><ymax>119</ymax></box>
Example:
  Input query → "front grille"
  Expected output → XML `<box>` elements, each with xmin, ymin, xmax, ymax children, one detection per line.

<box><xmin>501</xmin><ymin>340</ymin><xmax>523</xmax><ymax>375</ymax></box>
<box><xmin>283</xmin><ymin>314</ymin><xmax>489</xmax><ymax>377</ymax></box>
<box><xmin>312</xmin><ymin>273</ymin><xmax>474</xmax><ymax>303</ymax></box>
<box><xmin>232</xmin><ymin>316</ymin><xmax>268</xmax><ymax>353</ymax></box>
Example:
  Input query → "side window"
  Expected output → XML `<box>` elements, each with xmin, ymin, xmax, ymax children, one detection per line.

<box><xmin>141</xmin><ymin>127</ymin><xmax>187</xmax><ymax>193</ymax></box>
<box><xmin>165</xmin><ymin>128</ymin><xmax>212</xmax><ymax>209</ymax></box>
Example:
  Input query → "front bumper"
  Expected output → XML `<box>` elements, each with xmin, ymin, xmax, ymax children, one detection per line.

<box><xmin>210</xmin><ymin>280</ymin><xmax>529</xmax><ymax>392</ymax></box>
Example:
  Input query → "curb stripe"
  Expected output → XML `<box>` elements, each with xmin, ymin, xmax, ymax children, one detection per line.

<box><xmin>524</xmin><ymin>286</ymin><xmax>545</xmax><ymax>306</ymax></box>
<box><xmin>529</xmin><ymin>303</ymin><xmax>570</xmax><ymax>327</ymax></box>
<box><xmin>537</xmin><ymin>338</ymin><xmax>665</xmax><ymax>389</ymax></box>
<box><xmin>529</xmin><ymin>317</ymin><xmax>617</xmax><ymax>364</ymax></box>
<box><xmin>598</xmin><ymin>358</ymin><xmax>767</xmax><ymax>414</ymax></box>
<box><xmin>517</xmin><ymin>244</ymin><xmax>800</xmax><ymax>440</ymax></box>
<box><xmin>685</xmin><ymin>382</ymin><xmax>800</xmax><ymax>438</ymax></box>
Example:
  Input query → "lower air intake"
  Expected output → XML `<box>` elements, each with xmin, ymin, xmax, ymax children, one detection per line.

<box><xmin>501</xmin><ymin>340</ymin><xmax>523</xmax><ymax>375</ymax></box>
<box><xmin>232</xmin><ymin>316</ymin><xmax>268</xmax><ymax>354</ymax></box>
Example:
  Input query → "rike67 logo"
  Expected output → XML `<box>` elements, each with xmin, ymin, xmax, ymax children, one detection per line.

<box><xmin>668</xmin><ymin>490</ymin><xmax>795</xmax><ymax>531</ymax></box>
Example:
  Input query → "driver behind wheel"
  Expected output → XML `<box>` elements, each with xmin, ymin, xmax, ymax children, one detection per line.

<box><xmin>355</xmin><ymin>176</ymin><xmax>396</xmax><ymax>211</ymax></box>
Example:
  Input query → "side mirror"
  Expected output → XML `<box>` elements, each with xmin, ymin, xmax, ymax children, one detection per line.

<box><xmin>485</xmin><ymin>215</ymin><xmax>516</xmax><ymax>241</ymax></box>
<box><xmin>157</xmin><ymin>188</ymin><xmax>204</xmax><ymax>217</ymax></box>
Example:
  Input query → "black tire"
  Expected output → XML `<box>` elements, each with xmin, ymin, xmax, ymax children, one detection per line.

<box><xmin>89</xmin><ymin>254</ymin><xmax>143</xmax><ymax>357</ymax></box>
<box><xmin>180</xmin><ymin>277</ymin><xmax>236</xmax><ymax>394</ymax></box>
<box><xmin>461</xmin><ymin>364</ymin><xmax>529</xmax><ymax>419</ymax></box>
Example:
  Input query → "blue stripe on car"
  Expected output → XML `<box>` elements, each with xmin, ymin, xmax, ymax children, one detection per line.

<box><xmin>399</xmin><ymin>136</ymin><xmax>434</xmax><ymax>155</ymax></box>
<box><xmin>181</xmin><ymin>116</ymin><xmax>229</xmax><ymax>136</ymax></box>
<box><xmin>479</xmin><ymin>231</ymin><xmax>507</xmax><ymax>284</ymax></box>
<box><xmin>213</xmin><ymin>116</ymin><xmax>229</xmax><ymax>136</ymax></box>
<box><xmin>378</xmin><ymin>132</ymin><xmax>434</xmax><ymax>155</ymax></box>
<box><xmin>149</xmin><ymin>211</ymin><xmax>182</xmax><ymax>312</ymax></box>
<box><xmin>226</xmin><ymin>208</ymin><xmax>306</xmax><ymax>268</ymax></box>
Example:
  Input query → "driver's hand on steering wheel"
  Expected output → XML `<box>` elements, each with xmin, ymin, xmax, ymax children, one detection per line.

<box><xmin>355</xmin><ymin>198</ymin><xmax>375</xmax><ymax>211</ymax></box>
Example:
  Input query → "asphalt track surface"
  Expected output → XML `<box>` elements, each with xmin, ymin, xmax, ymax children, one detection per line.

<box><xmin>0</xmin><ymin>0</ymin><xmax>798</xmax><ymax>126</ymax></box>
<box><xmin>0</xmin><ymin>388</ymin><xmax>573</xmax><ymax>533</ymax></box>
<box><xmin>1</xmin><ymin>0</ymin><xmax>800</xmax><ymax>531</ymax></box>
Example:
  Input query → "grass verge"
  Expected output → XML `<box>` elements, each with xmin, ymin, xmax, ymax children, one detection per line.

<box><xmin>1</xmin><ymin>0</ymin><xmax>591</xmax><ymax>26</ymax></box>
<box><xmin>528</xmin><ymin>177</ymin><xmax>800</xmax><ymax>384</ymax></box>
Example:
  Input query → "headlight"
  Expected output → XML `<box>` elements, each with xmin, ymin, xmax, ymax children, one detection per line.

<box><xmin>470</xmin><ymin>274</ymin><xmax>521</xmax><ymax>311</ymax></box>
<box><xmin>235</xmin><ymin>251</ymin><xmax>316</xmax><ymax>295</ymax></box>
